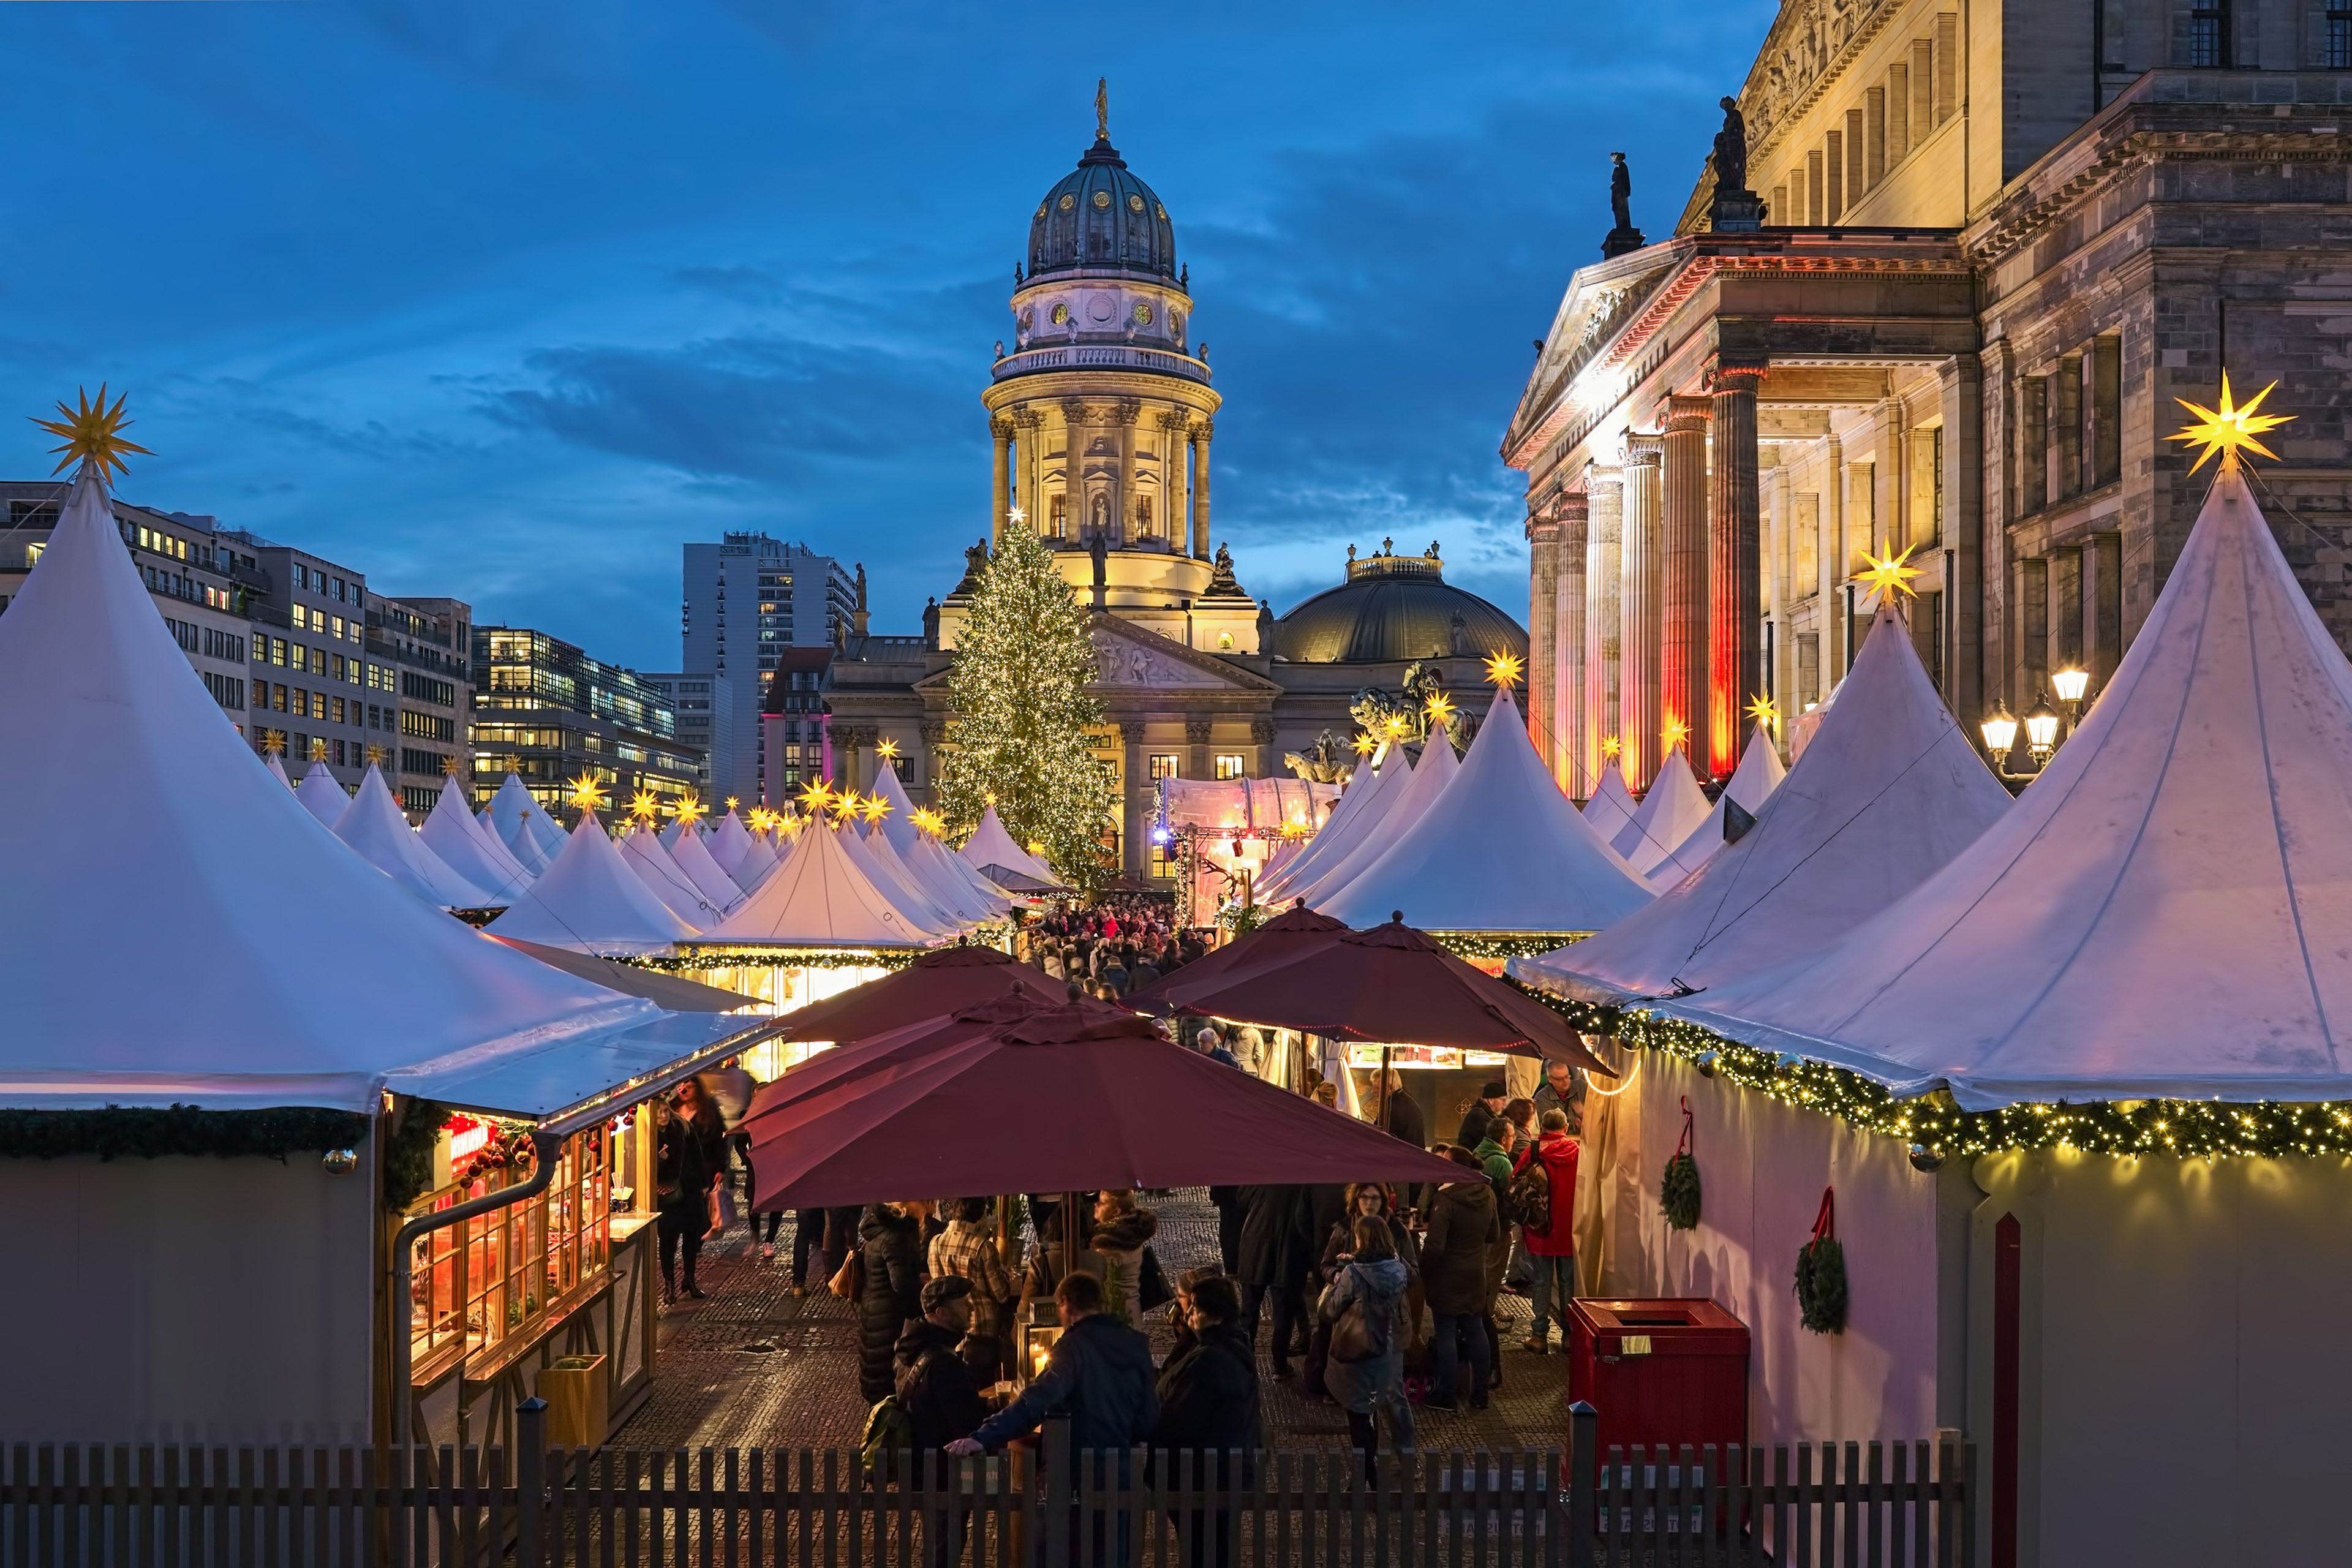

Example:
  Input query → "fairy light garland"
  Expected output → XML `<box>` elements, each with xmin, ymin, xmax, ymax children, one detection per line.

<box><xmin>1514</xmin><ymin>985</ymin><xmax>2352</xmax><ymax>1160</ymax></box>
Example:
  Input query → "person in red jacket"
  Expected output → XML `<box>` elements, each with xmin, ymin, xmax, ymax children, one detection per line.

<box><xmin>1515</xmin><ymin>1109</ymin><xmax>1581</xmax><ymax>1352</ymax></box>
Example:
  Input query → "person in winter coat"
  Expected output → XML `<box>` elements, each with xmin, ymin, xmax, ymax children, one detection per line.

<box><xmin>1517</xmin><ymin>1109</ymin><xmax>1583</xmax><ymax>1351</ymax></box>
<box><xmin>1150</xmin><ymin>1275</ymin><xmax>1259</xmax><ymax>1568</ymax></box>
<box><xmin>894</xmin><ymin>1278</ymin><xmax>993</xmax><ymax>1458</ymax></box>
<box><xmin>1318</xmin><ymin>1216</ymin><xmax>1415</xmax><ymax>1482</ymax></box>
<box><xmin>858</xmin><ymin>1203</ymin><xmax>925</xmax><ymax>1404</ymax></box>
<box><xmin>950</xmin><ymin>1272</ymin><xmax>1159</xmax><ymax>1458</ymax></box>
<box><xmin>928</xmin><ymin>1198</ymin><xmax>1016</xmax><ymax>1382</ymax></box>
<box><xmin>1420</xmin><ymin>1148</ymin><xmax>1502</xmax><ymax>1409</ymax></box>
<box><xmin>654</xmin><ymin>1082</ymin><xmax>727</xmax><ymax>1305</ymax></box>
<box><xmin>1234</xmin><ymin>1185</ymin><xmax>1313</xmax><ymax>1378</ymax></box>
<box><xmin>1090</xmin><ymin>1189</ymin><xmax>1160</xmax><ymax>1325</ymax></box>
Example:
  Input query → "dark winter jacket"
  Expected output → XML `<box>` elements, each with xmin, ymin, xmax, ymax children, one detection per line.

<box><xmin>1419</xmin><ymin>1180</ymin><xmax>1502</xmax><ymax>1316</ymax></box>
<box><xmin>1150</xmin><ymin>1322</ymin><xmax>1262</xmax><ymax>1455</ymax></box>
<box><xmin>894</xmin><ymin>1317</ymin><xmax>992</xmax><ymax>1456</ymax></box>
<box><xmin>972</xmin><ymin>1313</ymin><xmax>1160</xmax><ymax>1456</ymax></box>
<box><xmin>858</xmin><ymin>1205</ymin><xmax>924</xmax><ymax>1401</ymax></box>
<box><xmin>1235</xmin><ymin>1185</ymin><xmax>1311</xmax><ymax>1287</ymax></box>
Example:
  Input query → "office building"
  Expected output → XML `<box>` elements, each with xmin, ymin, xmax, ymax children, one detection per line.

<box><xmin>680</xmin><ymin>533</ymin><xmax>856</xmax><ymax>804</ymax></box>
<box><xmin>470</xmin><ymin>625</ymin><xmax>704</xmax><ymax>814</ymax></box>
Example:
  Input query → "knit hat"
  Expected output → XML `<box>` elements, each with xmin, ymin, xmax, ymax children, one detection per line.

<box><xmin>921</xmin><ymin>1276</ymin><xmax>974</xmax><ymax>1313</ymax></box>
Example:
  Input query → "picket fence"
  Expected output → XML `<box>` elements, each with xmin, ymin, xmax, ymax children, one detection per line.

<box><xmin>0</xmin><ymin>1401</ymin><xmax>1973</xmax><ymax>1567</ymax></box>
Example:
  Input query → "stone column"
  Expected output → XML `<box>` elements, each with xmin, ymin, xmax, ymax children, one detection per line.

<box><xmin>1191</xmin><ymin>421</ymin><xmax>1213</xmax><ymax>559</ymax></box>
<box><xmin>1708</xmin><ymin>362</ymin><xmax>1766</xmax><ymax>777</ymax></box>
<box><xmin>1120</xmin><ymin>719</ymin><xmax>1150</xmax><ymax>880</ymax></box>
<box><xmin>989</xmin><ymin>416</ymin><xmax>1015</xmax><ymax>548</ymax></box>
<box><xmin>1619</xmin><ymin>434</ymin><xmax>1665</xmax><ymax>791</ymax></box>
<box><xmin>1659</xmin><ymin>396</ymin><xmax>1711</xmax><ymax>775</ymax></box>
<box><xmin>1525</xmin><ymin>507</ymin><xmax>1562</xmax><ymax>779</ymax></box>
<box><xmin>1185</xmin><ymin>717</ymin><xmax>1212</xmax><ymax>782</ymax></box>
<box><xmin>1585</xmin><ymin>463</ymin><xmax>1624</xmax><ymax>797</ymax></box>
<box><xmin>1557</xmin><ymin>492</ymin><xmax>1589</xmax><ymax>796</ymax></box>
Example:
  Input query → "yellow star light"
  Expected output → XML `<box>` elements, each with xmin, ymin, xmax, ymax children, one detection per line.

<box><xmin>1484</xmin><ymin>650</ymin><xmax>1525</xmax><ymax>688</ymax></box>
<box><xmin>627</xmin><ymin>789</ymin><xmax>661</xmax><ymax>823</ymax></box>
<box><xmin>1746</xmin><ymin>692</ymin><xmax>1780</xmax><ymax>735</ymax></box>
<box><xmin>1856</xmin><ymin>545</ymin><xmax>1922</xmax><ymax>606</ymax></box>
<box><xmin>910</xmin><ymin>807</ymin><xmax>947</xmax><ymax>835</ymax></box>
<box><xmin>1660</xmin><ymin>714</ymin><xmax>1691</xmax><ymax>755</ymax></box>
<box><xmin>671</xmin><ymin>794</ymin><xmax>708</xmax><ymax>825</ymax></box>
<box><xmin>1600</xmin><ymin>735</ymin><xmax>1623</xmax><ymax>760</ymax></box>
<box><xmin>568</xmin><ymin>772</ymin><xmax>609</xmax><ymax>813</ymax></box>
<box><xmin>261</xmin><ymin>729</ymin><xmax>287</xmax><ymax>755</ymax></box>
<box><xmin>875</xmin><ymin>737</ymin><xmax>902</xmax><ymax>762</ymax></box>
<box><xmin>30</xmin><ymin>385</ymin><xmax>153</xmax><ymax>479</ymax></box>
<box><xmin>1351</xmin><ymin>732</ymin><xmax>1379</xmax><ymax>756</ymax></box>
<box><xmin>2169</xmin><ymin>373</ymin><xmax>2291</xmax><ymax>472</ymax></box>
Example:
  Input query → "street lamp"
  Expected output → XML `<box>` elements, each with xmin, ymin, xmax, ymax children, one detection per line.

<box><xmin>2024</xmin><ymin>690</ymin><xmax>2061</xmax><ymax>763</ymax></box>
<box><xmin>1979</xmin><ymin>701</ymin><xmax>2019</xmax><ymax>760</ymax></box>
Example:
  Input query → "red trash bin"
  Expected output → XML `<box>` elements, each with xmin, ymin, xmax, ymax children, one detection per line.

<box><xmin>1566</xmin><ymin>1298</ymin><xmax>1749</xmax><ymax>1461</ymax></box>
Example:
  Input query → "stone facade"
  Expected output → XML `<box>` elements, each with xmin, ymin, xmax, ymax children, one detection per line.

<box><xmin>1510</xmin><ymin>1</ymin><xmax>2352</xmax><ymax>793</ymax></box>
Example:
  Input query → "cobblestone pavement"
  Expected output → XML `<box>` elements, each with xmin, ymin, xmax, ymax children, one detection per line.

<box><xmin>616</xmin><ymin>1189</ymin><xmax>1569</xmax><ymax>1457</ymax></box>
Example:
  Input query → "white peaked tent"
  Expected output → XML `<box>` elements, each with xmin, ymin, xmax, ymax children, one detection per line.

<box><xmin>840</xmin><ymin>814</ymin><xmax>968</xmax><ymax>931</ymax></box>
<box><xmin>1610</xmin><ymin>746</ymin><xmax>1711</xmax><ymax>873</ymax></box>
<box><xmin>1291</xmin><ymin>733</ymin><xmax>1457</xmax><ymax>905</ymax></box>
<box><xmin>487</xmin><ymin>811</ymin><xmax>699</xmax><ymax>956</ymax></box>
<box><xmin>707</xmin><ymin>822</ymin><xmax>940</xmax><ymax>946</ymax></box>
<box><xmin>1642</xmin><ymin>725</ymin><xmax>1789</xmax><ymax>889</ymax></box>
<box><xmin>1657</xmin><ymin>462</ymin><xmax>2352</xmax><ymax>1106</ymax></box>
<box><xmin>295</xmin><ymin>760</ymin><xmax>350</xmax><ymax>828</ymax></box>
<box><xmin>486</xmin><ymin>774</ymin><xmax>557</xmax><ymax>875</ymax></box>
<box><xmin>706</xmin><ymin>811</ymin><xmax>755</xmax><ymax>876</ymax></box>
<box><xmin>960</xmin><ymin>804</ymin><xmax>1057</xmax><ymax>886</ymax></box>
<box><xmin>335</xmin><ymin>764</ymin><xmax>496</xmax><ymax>910</ymax></box>
<box><xmin>668</xmin><ymin>816</ymin><xmax>747</xmax><ymax>908</ymax></box>
<box><xmin>618</xmin><ymin>822</ymin><xmax>728</xmax><ymax>926</ymax></box>
<box><xmin>1316</xmin><ymin>687</ymin><xmax>1654</xmax><ymax>932</ymax></box>
<box><xmin>264</xmin><ymin>750</ymin><xmax>293</xmax><ymax>789</ymax></box>
<box><xmin>420</xmin><ymin>774</ymin><xmax>537</xmax><ymax>906</ymax></box>
<box><xmin>1580</xmin><ymin>766</ymin><xmax>1638</xmax><ymax>844</ymax></box>
<box><xmin>1517</xmin><ymin>600</ymin><xmax>2009</xmax><ymax>1005</ymax></box>
<box><xmin>1259</xmin><ymin>748</ymin><xmax>1400</xmax><ymax>900</ymax></box>
<box><xmin>0</xmin><ymin>466</ymin><xmax>735</xmax><ymax>1112</ymax></box>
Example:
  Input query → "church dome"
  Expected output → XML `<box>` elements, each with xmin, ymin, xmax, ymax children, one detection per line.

<box><xmin>1027</xmin><ymin>137</ymin><xmax>1178</xmax><ymax>284</ymax></box>
<box><xmin>1275</xmin><ymin>545</ymin><xmax>1528</xmax><ymax>665</ymax></box>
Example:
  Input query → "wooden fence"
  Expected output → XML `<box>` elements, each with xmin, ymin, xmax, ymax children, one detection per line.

<box><xmin>0</xmin><ymin>1401</ymin><xmax>1973</xmax><ymax>1566</ymax></box>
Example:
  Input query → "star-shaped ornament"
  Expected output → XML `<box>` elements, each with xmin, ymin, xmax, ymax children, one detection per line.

<box><xmin>2169</xmin><ymin>372</ymin><xmax>2291</xmax><ymax>472</ymax></box>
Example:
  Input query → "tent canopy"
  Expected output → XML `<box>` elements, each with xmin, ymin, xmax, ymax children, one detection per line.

<box><xmin>1517</xmin><ymin>600</ymin><xmax>2009</xmax><ymax>1008</ymax></box>
<box><xmin>1656</xmin><ymin>464</ymin><xmax>2352</xmax><ymax>1107</ymax></box>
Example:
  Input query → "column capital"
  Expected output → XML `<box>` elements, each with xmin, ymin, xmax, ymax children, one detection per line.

<box><xmin>1703</xmin><ymin>356</ymin><xmax>1770</xmax><ymax>392</ymax></box>
<box><xmin>1661</xmin><ymin>394</ymin><xmax>1713</xmax><ymax>434</ymax></box>
<box><xmin>1621</xmin><ymin>432</ymin><xmax>1665</xmax><ymax>469</ymax></box>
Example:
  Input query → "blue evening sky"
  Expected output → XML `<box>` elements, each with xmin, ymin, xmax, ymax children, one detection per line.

<box><xmin>2</xmin><ymin>1</ymin><xmax>1773</xmax><ymax>670</ymax></box>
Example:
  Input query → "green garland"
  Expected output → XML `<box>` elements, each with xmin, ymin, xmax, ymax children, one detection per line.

<box><xmin>1795</xmin><ymin>1234</ymin><xmax>1848</xmax><ymax>1333</ymax></box>
<box><xmin>1660</xmin><ymin>1151</ymin><xmax>1703</xmax><ymax>1230</ymax></box>
<box><xmin>0</xmin><ymin>1106</ymin><xmax>368</xmax><ymax>1164</ymax></box>
<box><xmin>1511</xmin><ymin>981</ymin><xmax>2352</xmax><ymax>1161</ymax></box>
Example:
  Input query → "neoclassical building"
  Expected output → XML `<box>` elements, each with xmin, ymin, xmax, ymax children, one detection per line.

<box><xmin>1510</xmin><ymin>0</ymin><xmax>2352</xmax><ymax>798</ymax></box>
<box><xmin>826</xmin><ymin>102</ymin><xmax>1525</xmax><ymax>880</ymax></box>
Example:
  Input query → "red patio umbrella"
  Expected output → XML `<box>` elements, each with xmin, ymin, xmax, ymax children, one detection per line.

<box><xmin>769</xmin><ymin>943</ymin><xmax>1061</xmax><ymax>1044</ymax></box>
<box><xmin>1126</xmin><ymin>904</ymin><xmax>1349</xmax><ymax>1011</ymax></box>
<box><xmin>745</xmin><ymin>997</ymin><xmax>1462</xmax><ymax>1211</ymax></box>
<box><xmin>1158</xmin><ymin>914</ymin><xmax>1615</xmax><ymax>1077</ymax></box>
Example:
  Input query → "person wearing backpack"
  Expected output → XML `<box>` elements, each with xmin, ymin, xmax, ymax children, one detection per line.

<box><xmin>1516</xmin><ymin>1109</ymin><xmax>1583</xmax><ymax>1353</ymax></box>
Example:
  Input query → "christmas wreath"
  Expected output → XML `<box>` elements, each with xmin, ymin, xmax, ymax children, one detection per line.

<box><xmin>1794</xmin><ymin>1186</ymin><xmax>1847</xmax><ymax>1333</ymax></box>
<box><xmin>1660</xmin><ymin>1095</ymin><xmax>1702</xmax><ymax>1230</ymax></box>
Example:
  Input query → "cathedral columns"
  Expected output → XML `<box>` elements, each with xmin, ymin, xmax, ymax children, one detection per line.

<box><xmin>1619</xmin><ymin>434</ymin><xmax>1665</xmax><ymax>791</ymax></box>
<box><xmin>1708</xmin><ymin>361</ymin><xmax>1765</xmax><ymax>777</ymax></box>
<box><xmin>1585</xmin><ymin>462</ymin><xmax>1624</xmax><ymax>796</ymax></box>
<box><xmin>1659</xmin><ymin>395</ymin><xmax>1711</xmax><ymax>774</ymax></box>
<box><xmin>990</xmin><ymin>417</ymin><xmax>1015</xmax><ymax>548</ymax></box>
<box><xmin>1525</xmin><ymin>509</ymin><xmax>1562</xmax><ymax>779</ymax></box>
<box><xmin>1556</xmin><ymin>492</ymin><xmax>1589</xmax><ymax>796</ymax></box>
<box><xmin>1191</xmin><ymin>421</ymin><xmax>1213</xmax><ymax>558</ymax></box>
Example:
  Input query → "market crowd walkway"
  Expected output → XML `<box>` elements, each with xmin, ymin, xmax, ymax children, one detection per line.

<box><xmin>617</xmin><ymin>1189</ymin><xmax>1567</xmax><ymax>1454</ymax></box>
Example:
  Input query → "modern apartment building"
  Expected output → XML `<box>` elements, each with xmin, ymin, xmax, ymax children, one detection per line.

<box><xmin>641</xmin><ymin>673</ymin><xmax>733</xmax><ymax>799</ymax></box>
<box><xmin>680</xmin><ymin>533</ymin><xmax>856</xmax><ymax>804</ymax></box>
<box><xmin>470</xmin><ymin>625</ymin><xmax>704</xmax><ymax>815</ymax></box>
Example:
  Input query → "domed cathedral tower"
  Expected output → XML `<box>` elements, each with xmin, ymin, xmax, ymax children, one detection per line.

<box><xmin>946</xmin><ymin>82</ymin><xmax>1257</xmax><ymax>654</ymax></box>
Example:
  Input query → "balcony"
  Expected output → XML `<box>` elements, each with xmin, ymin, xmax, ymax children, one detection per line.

<box><xmin>992</xmin><ymin>344</ymin><xmax>1211</xmax><ymax>385</ymax></box>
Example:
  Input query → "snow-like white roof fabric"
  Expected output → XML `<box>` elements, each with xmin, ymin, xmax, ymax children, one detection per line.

<box><xmin>295</xmin><ymin>761</ymin><xmax>349</xmax><ymax>828</ymax></box>
<box><xmin>960</xmin><ymin>805</ymin><xmax>1056</xmax><ymax>885</ymax></box>
<box><xmin>706</xmin><ymin>821</ymin><xmax>937</xmax><ymax>947</ymax></box>
<box><xmin>1317</xmin><ymin>687</ymin><xmax>1654</xmax><ymax>933</ymax></box>
<box><xmin>1654</xmin><ymin>465</ymin><xmax>2352</xmax><ymax>1106</ymax></box>
<box><xmin>1291</xmin><ymin>733</ymin><xmax>1457</xmax><ymax>905</ymax></box>
<box><xmin>0</xmin><ymin>469</ymin><xmax>731</xmax><ymax>1114</ymax></box>
<box><xmin>1642</xmin><ymin>726</ymin><xmax>1788</xmax><ymax>889</ymax></box>
<box><xmin>421</xmin><ymin>774</ymin><xmax>537</xmax><ymax>907</ymax></box>
<box><xmin>336</xmin><ymin>764</ymin><xmax>496</xmax><ymax>909</ymax></box>
<box><xmin>1611</xmin><ymin>747</ymin><xmax>1712</xmax><ymax>873</ymax></box>
<box><xmin>669</xmin><ymin>819</ymin><xmax>747</xmax><ymax>909</ymax></box>
<box><xmin>707</xmin><ymin>811</ymin><xmax>755</xmax><ymax>876</ymax></box>
<box><xmin>1581</xmin><ymin>767</ymin><xmax>1637</xmax><ymax>843</ymax></box>
<box><xmin>1517</xmin><ymin>600</ymin><xmax>2008</xmax><ymax>1010</ymax></box>
<box><xmin>486</xmin><ymin>812</ymin><xmax>699</xmax><ymax>956</ymax></box>
<box><xmin>1259</xmin><ymin>749</ymin><xmax>1399</xmax><ymax>900</ymax></box>
<box><xmin>618</xmin><ymin>823</ymin><xmax>728</xmax><ymax>926</ymax></box>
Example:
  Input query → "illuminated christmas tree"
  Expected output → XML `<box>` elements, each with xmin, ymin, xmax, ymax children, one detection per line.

<box><xmin>938</xmin><ymin>528</ymin><xmax>1117</xmax><ymax>892</ymax></box>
